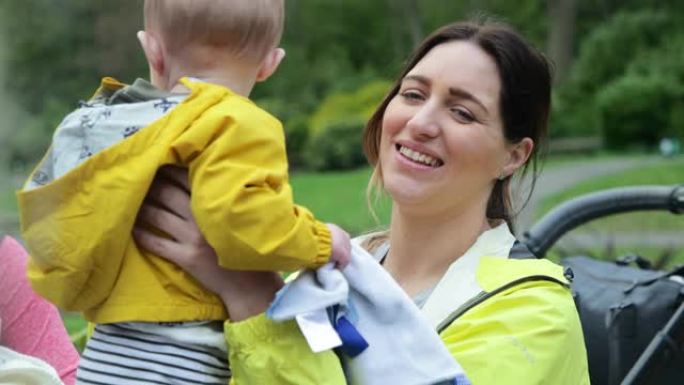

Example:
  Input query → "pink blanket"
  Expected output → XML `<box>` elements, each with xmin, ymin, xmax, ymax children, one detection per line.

<box><xmin>0</xmin><ymin>235</ymin><xmax>79</xmax><ymax>385</ymax></box>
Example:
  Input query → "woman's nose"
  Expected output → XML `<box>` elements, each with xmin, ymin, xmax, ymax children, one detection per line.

<box><xmin>406</xmin><ymin>104</ymin><xmax>440</xmax><ymax>139</ymax></box>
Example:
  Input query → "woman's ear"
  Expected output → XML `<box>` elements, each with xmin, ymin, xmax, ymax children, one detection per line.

<box><xmin>137</xmin><ymin>31</ymin><xmax>166</xmax><ymax>85</ymax></box>
<box><xmin>501</xmin><ymin>137</ymin><xmax>534</xmax><ymax>178</ymax></box>
<box><xmin>256</xmin><ymin>48</ymin><xmax>286</xmax><ymax>82</ymax></box>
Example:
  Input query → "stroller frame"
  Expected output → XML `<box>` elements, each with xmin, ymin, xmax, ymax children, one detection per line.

<box><xmin>522</xmin><ymin>185</ymin><xmax>684</xmax><ymax>385</ymax></box>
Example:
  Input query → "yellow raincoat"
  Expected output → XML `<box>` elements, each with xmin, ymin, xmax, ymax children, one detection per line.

<box><xmin>18</xmin><ymin>77</ymin><xmax>331</xmax><ymax>323</ymax></box>
<box><xmin>223</xmin><ymin>251</ymin><xmax>590</xmax><ymax>384</ymax></box>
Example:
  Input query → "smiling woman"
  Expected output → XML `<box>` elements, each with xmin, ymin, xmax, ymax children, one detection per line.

<box><xmin>133</xmin><ymin>19</ymin><xmax>590</xmax><ymax>385</ymax></box>
<box><xmin>365</xmin><ymin>25</ymin><xmax>546</xmax><ymax>235</ymax></box>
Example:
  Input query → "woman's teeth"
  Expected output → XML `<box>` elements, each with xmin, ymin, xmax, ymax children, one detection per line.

<box><xmin>398</xmin><ymin>145</ymin><xmax>441</xmax><ymax>167</ymax></box>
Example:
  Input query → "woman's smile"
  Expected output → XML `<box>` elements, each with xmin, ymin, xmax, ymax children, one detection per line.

<box><xmin>395</xmin><ymin>143</ymin><xmax>444</xmax><ymax>168</ymax></box>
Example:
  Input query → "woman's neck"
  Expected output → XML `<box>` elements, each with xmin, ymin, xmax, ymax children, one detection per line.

<box><xmin>383</xmin><ymin>203</ymin><xmax>491</xmax><ymax>297</ymax></box>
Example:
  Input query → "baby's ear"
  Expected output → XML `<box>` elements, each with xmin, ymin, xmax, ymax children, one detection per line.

<box><xmin>256</xmin><ymin>48</ymin><xmax>286</xmax><ymax>82</ymax></box>
<box><xmin>137</xmin><ymin>30</ymin><xmax>165</xmax><ymax>79</ymax></box>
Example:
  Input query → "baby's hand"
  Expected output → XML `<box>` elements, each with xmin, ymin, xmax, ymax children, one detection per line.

<box><xmin>326</xmin><ymin>223</ymin><xmax>351</xmax><ymax>269</ymax></box>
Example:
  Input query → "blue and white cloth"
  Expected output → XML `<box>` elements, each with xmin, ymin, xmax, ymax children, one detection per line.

<box><xmin>267</xmin><ymin>243</ymin><xmax>471</xmax><ymax>385</ymax></box>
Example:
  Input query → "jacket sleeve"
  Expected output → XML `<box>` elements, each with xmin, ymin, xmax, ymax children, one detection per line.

<box><xmin>440</xmin><ymin>281</ymin><xmax>590</xmax><ymax>385</ymax></box>
<box><xmin>224</xmin><ymin>314</ymin><xmax>346</xmax><ymax>385</ymax></box>
<box><xmin>175</xmin><ymin>102</ymin><xmax>332</xmax><ymax>271</ymax></box>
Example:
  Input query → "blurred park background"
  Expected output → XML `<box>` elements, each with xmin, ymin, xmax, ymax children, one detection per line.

<box><xmin>1</xmin><ymin>0</ymin><xmax>684</xmax><ymax>342</ymax></box>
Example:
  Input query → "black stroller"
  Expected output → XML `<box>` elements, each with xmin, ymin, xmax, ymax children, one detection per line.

<box><xmin>522</xmin><ymin>185</ymin><xmax>684</xmax><ymax>385</ymax></box>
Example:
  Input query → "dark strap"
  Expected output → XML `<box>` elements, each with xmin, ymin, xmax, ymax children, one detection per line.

<box><xmin>509</xmin><ymin>240</ymin><xmax>536</xmax><ymax>260</ymax></box>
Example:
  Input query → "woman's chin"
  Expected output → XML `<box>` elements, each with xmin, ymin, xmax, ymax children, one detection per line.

<box><xmin>384</xmin><ymin>180</ymin><xmax>434</xmax><ymax>207</ymax></box>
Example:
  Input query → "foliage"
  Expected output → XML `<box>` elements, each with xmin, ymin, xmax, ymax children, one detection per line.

<box><xmin>0</xmin><ymin>0</ymin><xmax>146</xmax><ymax>166</ymax></box>
<box><xmin>2</xmin><ymin>0</ymin><xmax>684</xmax><ymax>168</ymax></box>
<box><xmin>1</xmin><ymin>0</ymin><xmax>145</xmax><ymax>115</ymax></box>
<box><xmin>283</xmin><ymin>114</ymin><xmax>311</xmax><ymax>169</ymax></box>
<box><xmin>303</xmin><ymin>81</ymin><xmax>390</xmax><ymax>171</ymax></box>
<box><xmin>570</xmin><ymin>10</ymin><xmax>674</xmax><ymax>95</ymax></box>
<box><xmin>549</xmin><ymin>89</ymin><xmax>599</xmax><ymax>138</ymax></box>
<box><xmin>7</xmin><ymin>98</ymin><xmax>72</xmax><ymax>167</ymax></box>
<box><xmin>308</xmin><ymin>80</ymin><xmax>391</xmax><ymax>135</ymax></box>
<box><xmin>552</xmin><ymin>8</ymin><xmax>684</xmax><ymax>146</ymax></box>
<box><xmin>597</xmin><ymin>73</ymin><xmax>683</xmax><ymax>149</ymax></box>
<box><xmin>305</xmin><ymin>118</ymin><xmax>367</xmax><ymax>171</ymax></box>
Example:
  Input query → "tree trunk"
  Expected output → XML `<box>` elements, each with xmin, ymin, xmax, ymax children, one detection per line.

<box><xmin>547</xmin><ymin>0</ymin><xmax>577</xmax><ymax>84</ymax></box>
<box><xmin>405</xmin><ymin>0</ymin><xmax>424</xmax><ymax>49</ymax></box>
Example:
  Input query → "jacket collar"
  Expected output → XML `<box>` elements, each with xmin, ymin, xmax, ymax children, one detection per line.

<box><xmin>420</xmin><ymin>223</ymin><xmax>515</xmax><ymax>328</ymax></box>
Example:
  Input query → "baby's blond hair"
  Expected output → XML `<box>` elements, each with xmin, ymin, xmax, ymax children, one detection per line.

<box><xmin>144</xmin><ymin>0</ymin><xmax>284</xmax><ymax>64</ymax></box>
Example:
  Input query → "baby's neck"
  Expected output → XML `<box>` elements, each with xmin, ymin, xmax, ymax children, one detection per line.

<box><xmin>164</xmin><ymin>60</ymin><xmax>257</xmax><ymax>97</ymax></box>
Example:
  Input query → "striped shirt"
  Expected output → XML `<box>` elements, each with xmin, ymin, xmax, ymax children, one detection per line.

<box><xmin>76</xmin><ymin>322</ymin><xmax>230</xmax><ymax>385</ymax></box>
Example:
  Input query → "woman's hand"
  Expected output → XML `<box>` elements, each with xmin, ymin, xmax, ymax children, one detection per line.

<box><xmin>133</xmin><ymin>166</ymin><xmax>283</xmax><ymax>321</ymax></box>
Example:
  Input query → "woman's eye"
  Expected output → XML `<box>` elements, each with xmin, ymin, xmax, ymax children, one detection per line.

<box><xmin>400</xmin><ymin>90</ymin><xmax>424</xmax><ymax>102</ymax></box>
<box><xmin>451</xmin><ymin>107</ymin><xmax>475</xmax><ymax>123</ymax></box>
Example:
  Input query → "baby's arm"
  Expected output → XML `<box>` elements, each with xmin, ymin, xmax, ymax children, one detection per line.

<box><xmin>176</xmin><ymin>102</ymin><xmax>333</xmax><ymax>271</ymax></box>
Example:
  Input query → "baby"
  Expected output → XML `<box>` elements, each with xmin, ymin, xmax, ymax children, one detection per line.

<box><xmin>18</xmin><ymin>1</ymin><xmax>350</xmax><ymax>383</ymax></box>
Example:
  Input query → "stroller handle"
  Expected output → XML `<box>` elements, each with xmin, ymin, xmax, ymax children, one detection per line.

<box><xmin>522</xmin><ymin>184</ymin><xmax>684</xmax><ymax>258</ymax></box>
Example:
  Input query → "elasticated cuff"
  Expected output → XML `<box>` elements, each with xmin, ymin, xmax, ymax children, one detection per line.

<box><xmin>312</xmin><ymin>221</ymin><xmax>332</xmax><ymax>267</ymax></box>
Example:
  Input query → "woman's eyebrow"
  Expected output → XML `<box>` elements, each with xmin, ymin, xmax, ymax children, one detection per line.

<box><xmin>403</xmin><ymin>74</ymin><xmax>488</xmax><ymax>114</ymax></box>
<box><xmin>403</xmin><ymin>74</ymin><xmax>431</xmax><ymax>86</ymax></box>
<box><xmin>448</xmin><ymin>87</ymin><xmax>488</xmax><ymax>114</ymax></box>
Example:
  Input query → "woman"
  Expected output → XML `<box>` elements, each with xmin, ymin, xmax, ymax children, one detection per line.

<box><xmin>135</xmin><ymin>20</ymin><xmax>590</xmax><ymax>384</ymax></box>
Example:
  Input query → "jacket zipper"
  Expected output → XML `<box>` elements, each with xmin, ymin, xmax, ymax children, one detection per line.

<box><xmin>436</xmin><ymin>275</ymin><xmax>569</xmax><ymax>333</ymax></box>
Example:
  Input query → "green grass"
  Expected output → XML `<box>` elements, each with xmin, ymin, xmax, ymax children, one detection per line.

<box><xmin>536</xmin><ymin>158</ymin><xmax>684</xmax><ymax>231</ymax></box>
<box><xmin>290</xmin><ymin>167</ymin><xmax>391</xmax><ymax>235</ymax></box>
<box><xmin>546</xmin><ymin>246</ymin><xmax>684</xmax><ymax>270</ymax></box>
<box><xmin>537</xmin><ymin>157</ymin><xmax>684</xmax><ymax>267</ymax></box>
<box><xmin>61</xmin><ymin>312</ymin><xmax>87</xmax><ymax>351</ymax></box>
<box><xmin>63</xmin><ymin>312</ymin><xmax>88</xmax><ymax>333</ymax></box>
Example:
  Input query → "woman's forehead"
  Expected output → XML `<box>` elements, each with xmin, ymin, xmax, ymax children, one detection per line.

<box><xmin>406</xmin><ymin>41</ymin><xmax>500</xmax><ymax>109</ymax></box>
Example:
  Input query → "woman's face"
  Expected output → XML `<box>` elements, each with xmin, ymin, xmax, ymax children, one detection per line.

<box><xmin>379</xmin><ymin>40</ymin><xmax>511</xmax><ymax>216</ymax></box>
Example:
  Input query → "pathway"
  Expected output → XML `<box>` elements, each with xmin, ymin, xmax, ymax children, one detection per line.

<box><xmin>514</xmin><ymin>156</ymin><xmax>684</xmax><ymax>250</ymax></box>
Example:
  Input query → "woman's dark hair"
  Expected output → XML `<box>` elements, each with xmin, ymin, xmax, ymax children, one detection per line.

<box><xmin>363</xmin><ymin>19</ymin><xmax>552</xmax><ymax>232</ymax></box>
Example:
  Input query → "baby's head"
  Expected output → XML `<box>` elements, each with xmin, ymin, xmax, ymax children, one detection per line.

<box><xmin>140</xmin><ymin>0</ymin><xmax>285</xmax><ymax>93</ymax></box>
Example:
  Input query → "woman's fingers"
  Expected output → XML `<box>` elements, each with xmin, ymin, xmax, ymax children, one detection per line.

<box><xmin>146</xmin><ymin>178</ymin><xmax>193</xmax><ymax>220</ymax></box>
<box><xmin>137</xmin><ymin>203</ymin><xmax>196</xmax><ymax>243</ymax></box>
<box><xmin>158</xmin><ymin>165</ymin><xmax>191</xmax><ymax>192</ymax></box>
<box><xmin>133</xmin><ymin>226</ymin><xmax>188</xmax><ymax>266</ymax></box>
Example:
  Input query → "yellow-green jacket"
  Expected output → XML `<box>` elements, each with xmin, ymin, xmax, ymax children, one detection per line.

<box><xmin>18</xmin><ymin>77</ymin><xmax>331</xmax><ymax>324</ymax></box>
<box><xmin>222</xmin><ymin>228</ymin><xmax>590</xmax><ymax>384</ymax></box>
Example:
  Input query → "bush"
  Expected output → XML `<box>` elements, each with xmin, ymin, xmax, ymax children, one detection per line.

<box><xmin>308</xmin><ymin>80</ymin><xmax>391</xmax><ymax>135</ymax></box>
<box><xmin>7</xmin><ymin>97</ymin><xmax>71</xmax><ymax>168</ymax></box>
<box><xmin>299</xmin><ymin>80</ymin><xmax>390</xmax><ymax>170</ymax></box>
<box><xmin>549</xmin><ymin>88</ymin><xmax>600</xmax><ymax>138</ymax></box>
<box><xmin>626</xmin><ymin>34</ymin><xmax>684</xmax><ymax>142</ymax></box>
<box><xmin>597</xmin><ymin>73</ymin><xmax>683</xmax><ymax>149</ymax></box>
<box><xmin>554</xmin><ymin>9</ymin><xmax>684</xmax><ymax>145</ymax></box>
<box><xmin>570</xmin><ymin>10</ymin><xmax>674</xmax><ymax>95</ymax></box>
<box><xmin>304</xmin><ymin>118</ymin><xmax>366</xmax><ymax>171</ymax></box>
<box><xmin>284</xmin><ymin>115</ymin><xmax>311</xmax><ymax>169</ymax></box>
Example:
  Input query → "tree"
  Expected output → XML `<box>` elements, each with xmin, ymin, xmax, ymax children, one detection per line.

<box><xmin>547</xmin><ymin>0</ymin><xmax>577</xmax><ymax>84</ymax></box>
